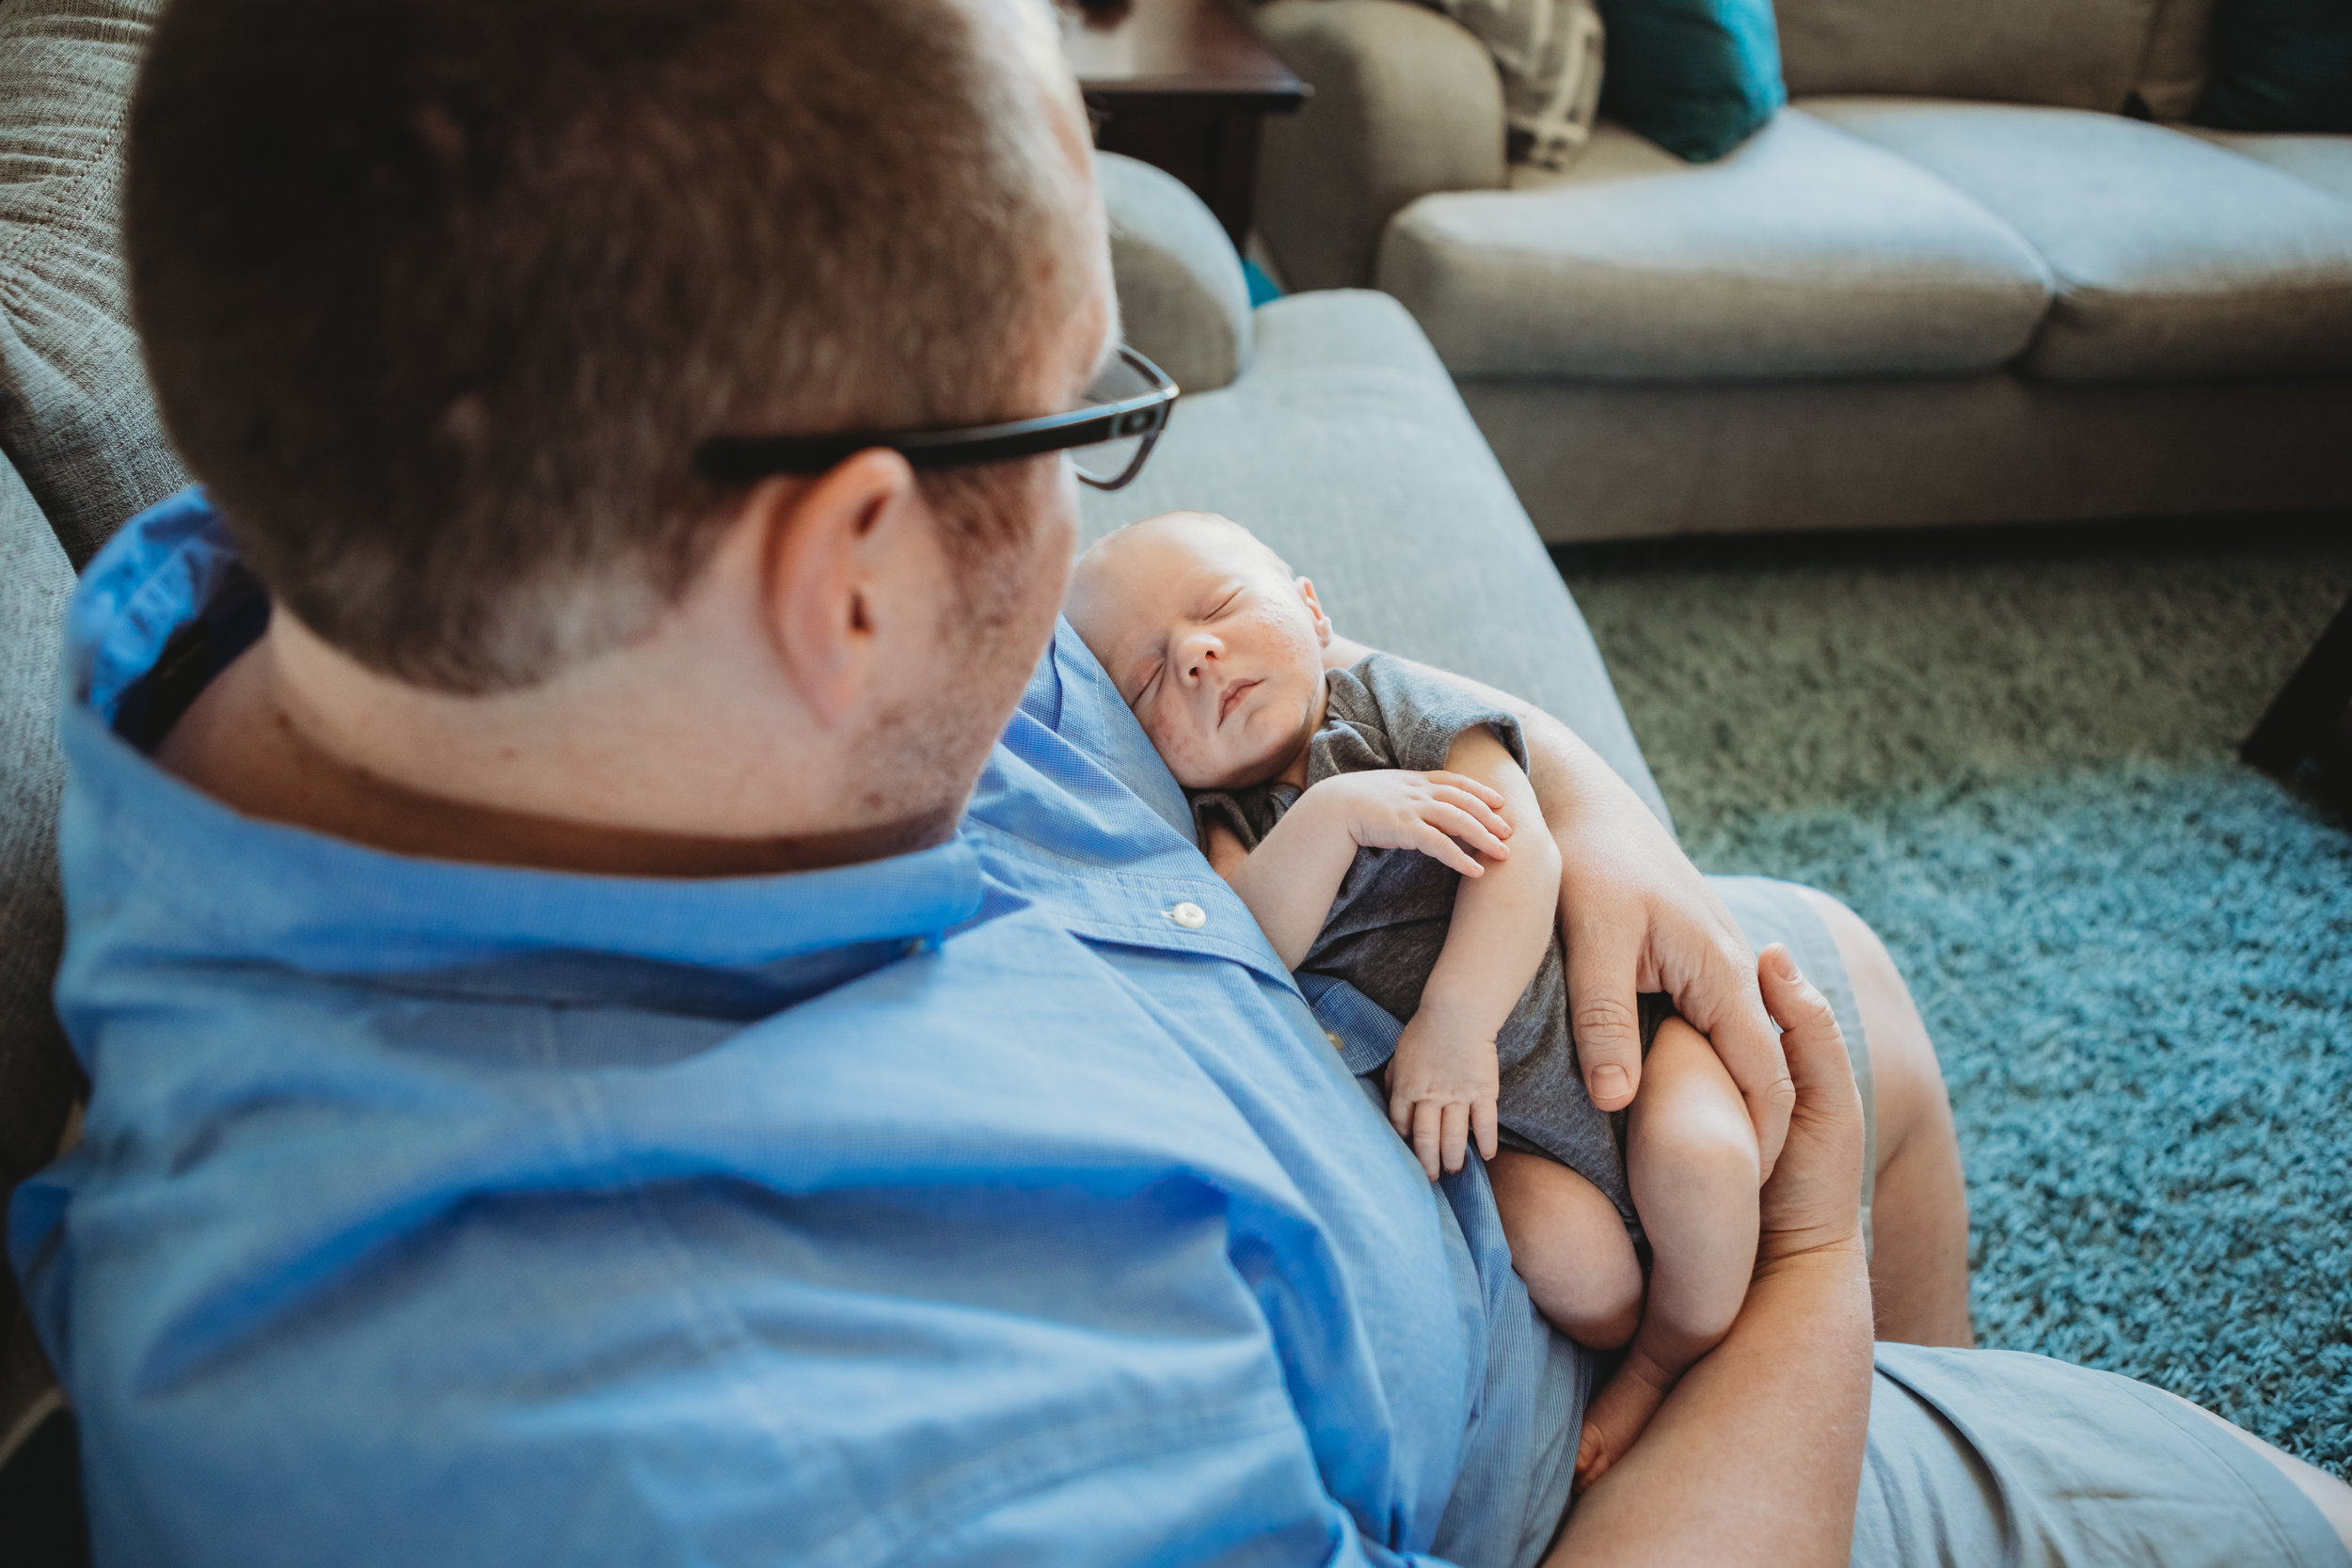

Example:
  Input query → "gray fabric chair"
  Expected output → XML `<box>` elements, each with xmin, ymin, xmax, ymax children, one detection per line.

<box><xmin>1250</xmin><ymin>0</ymin><xmax>2352</xmax><ymax>543</ymax></box>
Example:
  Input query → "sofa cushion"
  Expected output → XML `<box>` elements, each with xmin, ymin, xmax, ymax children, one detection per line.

<box><xmin>1775</xmin><ymin>0</ymin><xmax>2160</xmax><ymax>112</ymax></box>
<box><xmin>1079</xmin><ymin>288</ymin><xmax>1673</xmax><ymax>830</ymax></box>
<box><xmin>1811</xmin><ymin>98</ymin><xmax>2352</xmax><ymax>381</ymax></box>
<box><xmin>1375</xmin><ymin>109</ymin><xmax>2053</xmax><ymax>381</ymax></box>
<box><xmin>0</xmin><ymin>0</ymin><xmax>186</xmax><ymax>568</ymax></box>
<box><xmin>2185</xmin><ymin>129</ymin><xmax>2352</xmax><ymax>203</ymax></box>
<box><xmin>1098</xmin><ymin>153</ymin><xmax>1253</xmax><ymax>397</ymax></box>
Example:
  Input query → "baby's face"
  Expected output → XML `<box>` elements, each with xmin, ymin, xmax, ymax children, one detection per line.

<box><xmin>1067</xmin><ymin>513</ymin><xmax>1330</xmax><ymax>790</ymax></box>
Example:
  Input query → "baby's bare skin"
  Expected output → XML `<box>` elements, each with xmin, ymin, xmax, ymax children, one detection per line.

<box><xmin>1067</xmin><ymin>511</ymin><xmax>1760</xmax><ymax>1481</ymax></box>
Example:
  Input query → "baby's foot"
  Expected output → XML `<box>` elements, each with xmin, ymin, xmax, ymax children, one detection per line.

<box><xmin>1572</xmin><ymin>1342</ymin><xmax>1681</xmax><ymax>1493</ymax></box>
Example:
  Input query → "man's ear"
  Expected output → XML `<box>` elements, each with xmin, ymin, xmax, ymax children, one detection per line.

<box><xmin>756</xmin><ymin>447</ymin><xmax>921</xmax><ymax>729</ymax></box>
<box><xmin>1295</xmin><ymin>576</ymin><xmax>1334</xmax><ymax>645</ymax></box>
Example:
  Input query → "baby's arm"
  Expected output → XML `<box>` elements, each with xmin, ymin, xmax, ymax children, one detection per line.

<box><xmin>1388</xmin><ymin>728</ymin><xmax>1563</xmax><ymax>1179</ymax></box>
<box><xmin>1211</xmin><ymin>770</ymin><xmax>1515</xmax><ymax>968</ymax></box>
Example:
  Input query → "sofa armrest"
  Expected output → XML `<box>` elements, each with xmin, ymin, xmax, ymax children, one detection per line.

<box><xmin>1098</xmin><ymin>152</ymin><xmax>1253</xmax><ymax>396</ymax></box>
<box><xmin>1253</xmin><ymin>0</ymin><xmax>1507</xmax><ymax>293</ymax></box>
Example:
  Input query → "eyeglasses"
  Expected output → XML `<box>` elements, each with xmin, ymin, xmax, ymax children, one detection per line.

<box><xmin>694</xmin><ymin>344</ymin><xmax>1177</xmax><ymax>493</ymax></box>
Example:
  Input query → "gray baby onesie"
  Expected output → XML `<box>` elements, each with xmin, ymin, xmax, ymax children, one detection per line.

<box><xmin>1192</xmin><ymin>653</ymin><xmax>1658</xmax><ymax>1230</ymax></box>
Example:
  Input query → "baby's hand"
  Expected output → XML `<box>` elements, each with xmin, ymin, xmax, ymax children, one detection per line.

<box><xmin>1387</xmin><ymin>1004</ymin><xmax>1502</xmax><ymax>1179</ymax></box>
<box><xmin>1304</xmin><ymin>769</ymin><xmax>1512</xmax><ymax>879</ymax></box>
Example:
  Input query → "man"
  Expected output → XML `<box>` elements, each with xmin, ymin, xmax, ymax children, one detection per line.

<box><xmin>12</xmin><ymin>0</ymin><xmax>2350</xmax><ymax>1561</ymax></box>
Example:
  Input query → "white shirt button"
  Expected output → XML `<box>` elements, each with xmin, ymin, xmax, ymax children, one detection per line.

<box><xmin>1168</xmin><ymin>901</ymin><xmax>1208</xmax><ymax>930</ymax></box>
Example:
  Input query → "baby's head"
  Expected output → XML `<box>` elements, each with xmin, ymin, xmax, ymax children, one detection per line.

<box><xmin>1067</xmin><ymin>511</ymin><xmax>1331</xmax><ymax>791</ymax></box>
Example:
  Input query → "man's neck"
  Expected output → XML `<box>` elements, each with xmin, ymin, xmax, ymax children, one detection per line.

<box><xmin>154</xmin><ymin>616</ymin><xmax>952</xmax><ymax>879</ymax></box>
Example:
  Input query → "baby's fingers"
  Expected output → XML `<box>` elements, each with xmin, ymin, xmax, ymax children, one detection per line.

<box><xmin>1427</xmin><ymin>781</ymin><xmax>1512</xmax><ymax>841</ymax></box>
<box><xmin>1411</xmin><ymin>1101</ymin><xmax>1444</xmax><ymax>1180</ymax></box>
<box><xmin>1425</xmin><ymin>771</ymin><xmax>1508</xmax><ymax>814</ymax></box>
<box><xmin>1409</xmin><ymin>824</ymin><xmax>1486</xmax><ymax>878</ymax></box>
<box><xmin>1389</xmin><ymin>1081</ymin><xmax>1416</xmax><ymax>1144</ymax></box>
<box><xmin>1472</xmin><ymin>1099</ymin><xmax>1499</xmax><ymax>1163</ymax></box>
<box><xmin>1438</xmin><ymin>1100</ymin><xmax>1469</xmax><ymax>1175</ymax></box>
<box><xmin>1426</xmin><ymin>803</ymin><xmax>1509</xmax><ymax>863</ymax></box>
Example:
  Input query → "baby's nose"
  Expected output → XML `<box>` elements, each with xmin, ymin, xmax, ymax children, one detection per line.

<box><xmin>1175</xmin><ymin>629</ymin><xmax>1221</xmax><ymax>677</ymax></box>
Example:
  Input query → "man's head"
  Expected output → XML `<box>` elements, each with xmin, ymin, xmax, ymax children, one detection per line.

<box><xmin>1066</xmin><ymin>512</ymin><xmax>1333</xmax><ymax>791</ymax></box>
<box><xmin>129</xmin><ymin>0</ymin><xmax>1113</xmax><ymax>858</ymax></box>
<box><xmin>129</xmin><ymin>0</ymin><xmax>1102</xmax><ymax>692</ymax></box>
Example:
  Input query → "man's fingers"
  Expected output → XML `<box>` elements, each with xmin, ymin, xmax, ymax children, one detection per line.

<box><xmin>1757</xmin><ymin>943</ymin><xmax>1851</xmax><ymax>1100</ymax></box>
<box><xmin>1563</xmin><ymin>917</ymin><xmax>1646</xmax><ymax>1113</ymax></box>
<box><xmin>1439</xmin><ymin>1101</ymin><xmax>1468</xmax><ymax>1175</ymax></box>
<box><xmin>1675</xmin><ymin>928</ymin><xmax>1795</xmax><ymax>1179</ymax></box>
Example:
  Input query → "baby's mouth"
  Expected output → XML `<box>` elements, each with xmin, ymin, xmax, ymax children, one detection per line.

<box><xmin>1218</xmin><ymin>679</ymin><xmax>1260</xmax><ymax>726</ymax></box>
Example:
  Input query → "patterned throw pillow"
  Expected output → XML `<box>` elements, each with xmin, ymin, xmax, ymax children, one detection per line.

<box><xmin>1422</xmin><ymin>0</ymin><xmax>1607</xmax><ymax>170</ymax></box>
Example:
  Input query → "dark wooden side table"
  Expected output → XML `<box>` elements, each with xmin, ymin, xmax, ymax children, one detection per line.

<box><xmin>2243</xmin><ymin>586</ymin><xmax>2352</xmax><ymax>812</ymax></box>
<box><xmin>1057</xmin><ymin>0</ymin><xmax>1309</xmax><ymax>248</ymax></box>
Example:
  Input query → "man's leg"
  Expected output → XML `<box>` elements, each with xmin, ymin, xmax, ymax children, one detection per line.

<box><xmin>1798</xmin><ymin>889</ymin><xmax>1973</xmax><ymax>1348</ymax></box>
<box><xmin>1859</xmin><ymin>1345</ymin><xmax>2352</xmax><ymax>1566</ymax></box>
<box><xmin>2157</xmin><ymin>1387</ymin><xmax>2352</xmax><ymax>1554</ymax></box>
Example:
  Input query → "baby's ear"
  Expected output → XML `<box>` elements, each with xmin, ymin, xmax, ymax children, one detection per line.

<box><xmin>1295</xmin><ymin>576</ymin><xmax>1333</xmax><ymax>644</ymax></box>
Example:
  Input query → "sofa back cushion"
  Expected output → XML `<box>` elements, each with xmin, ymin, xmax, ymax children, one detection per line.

<box><xmin>0</xmin><ymin>0</ymin><xmax>184</xmax><ymax>569</ymax></box>
<box><xmin>1776</xmin><ymin>0</ymin><xmax>2163</xmax><ymax>112</ymax></box>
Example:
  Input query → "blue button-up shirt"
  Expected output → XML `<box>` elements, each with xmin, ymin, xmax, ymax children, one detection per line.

<box><xmin>12</xmin><ymin>493</ymin><xmax>1583</xmax><ymax>1568</ymax></box>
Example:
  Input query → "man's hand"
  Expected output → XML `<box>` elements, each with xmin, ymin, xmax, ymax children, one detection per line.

<box><xmin>1386</xmin><ymin>1001</ymin><xmax>1502</xmax><ymax>1179</ymax></box>
<box><xmin>1304</xmin><ymin>768</ymin><xmax>1514</xmax><ymax>879</ymax></box>
<box><xmin>1550</xmin><ymin>774</ymin><xmax>1794</xmax><ymax>1177</ymax></box>
<box><xmin>1752</xmin><ymin>943</ymin><xmax>1866</xmax><ymax>1261</ymax></box>
<box><xmin>1549</xmin><ymin>944</ymin><xmax>1871</xmax><ymax>1567</ymax></box>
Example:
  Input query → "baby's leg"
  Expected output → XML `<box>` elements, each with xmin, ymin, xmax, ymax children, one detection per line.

<box><xmin>1576</xmin><ymin>1017</ymin><xmax>1760</xmax><ymax>1490</ymax></box>
<box><xmin>1487</xmin><ymin>1148</ymin><xmax>1643</xmax><ymax>1350</ymax></box>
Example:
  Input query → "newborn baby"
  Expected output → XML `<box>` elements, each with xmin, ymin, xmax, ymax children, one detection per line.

<box><xmin>1065</xmin><ymin>511</ymin><xmax>1762</xmax><ymax>1484</ymax></box>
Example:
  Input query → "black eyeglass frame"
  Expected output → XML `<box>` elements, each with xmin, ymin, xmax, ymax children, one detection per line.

<box><xmin>693</xmin><ymin>344</ymin><xmax>1178</xmax><ymax>493</ymax></box>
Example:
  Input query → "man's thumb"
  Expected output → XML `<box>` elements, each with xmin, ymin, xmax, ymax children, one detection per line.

<box><xmin>1758</xmin><ymin>944</ymin><xmax>1856</xmax><ymax>1107</ymax></box>
<box><xmin>1565</xmin><ymin>927</ymin><xmax>1645</xmax><ymax>1112</ymax></box>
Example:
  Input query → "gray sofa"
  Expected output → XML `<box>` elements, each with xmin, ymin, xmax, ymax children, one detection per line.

<box><xmin>0</xmin><ymin>3</ymin><xmax>1670</xmax><ymax>1534</ymax></box>
<box><xmin>1252</xmin><ymin>0</ymin><xmax>2352</xmax><ymax>542</ymax></box>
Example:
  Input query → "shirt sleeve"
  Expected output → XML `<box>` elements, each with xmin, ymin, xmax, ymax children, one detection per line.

<box><xmin>1330</xmin><ymin>655</ymin><xmax>1531</xmax><ymax>778</ymax></box>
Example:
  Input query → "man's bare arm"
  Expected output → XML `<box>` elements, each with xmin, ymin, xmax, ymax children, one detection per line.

<box><xmin>1325</xmin><ymin>635</ymin><xmax>1794</xmax><ymax>1178</ymax></box>
<box><xmin>1549</xmin><ymin>946</ymin><xmax>1874</xmax><ymax>1566</ymax></box>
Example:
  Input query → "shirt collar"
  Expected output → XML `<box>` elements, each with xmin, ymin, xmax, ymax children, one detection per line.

<box><xmin>58</xmin><ymin>491</ymin><xmax>985</xmax><ymax>993</ymax></box>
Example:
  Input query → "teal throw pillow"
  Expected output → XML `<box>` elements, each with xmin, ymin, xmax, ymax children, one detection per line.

<box><xmin>2194</xmin><ymin>0</ymin><xmax>2352</xmax><ymax>134</ymax></box>
<box><xmin>1597</xmin><ymin>0</ymin><xmax>1786</xmax><ymax>163</ymax></box>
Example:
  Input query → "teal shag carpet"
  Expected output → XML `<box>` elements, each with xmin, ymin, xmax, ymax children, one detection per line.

<box><xmin>1555</xmin><ymin>520</ymin><xmax>2352</xmax><ymax>1477</ymax></box>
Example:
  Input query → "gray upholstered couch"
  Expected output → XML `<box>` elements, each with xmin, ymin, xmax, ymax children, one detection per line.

<box><xmin>0</xmin><ymin>3</ymin><xmax>1668</xmax><ymax>1536</ymax></box>
<box><xmin>1252</xmin><ymin>0</ymin><xmax>2352</xmax><ymax>542</ymax></box>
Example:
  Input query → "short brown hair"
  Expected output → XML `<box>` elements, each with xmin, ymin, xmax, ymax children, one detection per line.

<box><xmin>127</xmin><ymin>0</ymin><xmax>1088</xmax><ymax>691</ymax></box>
